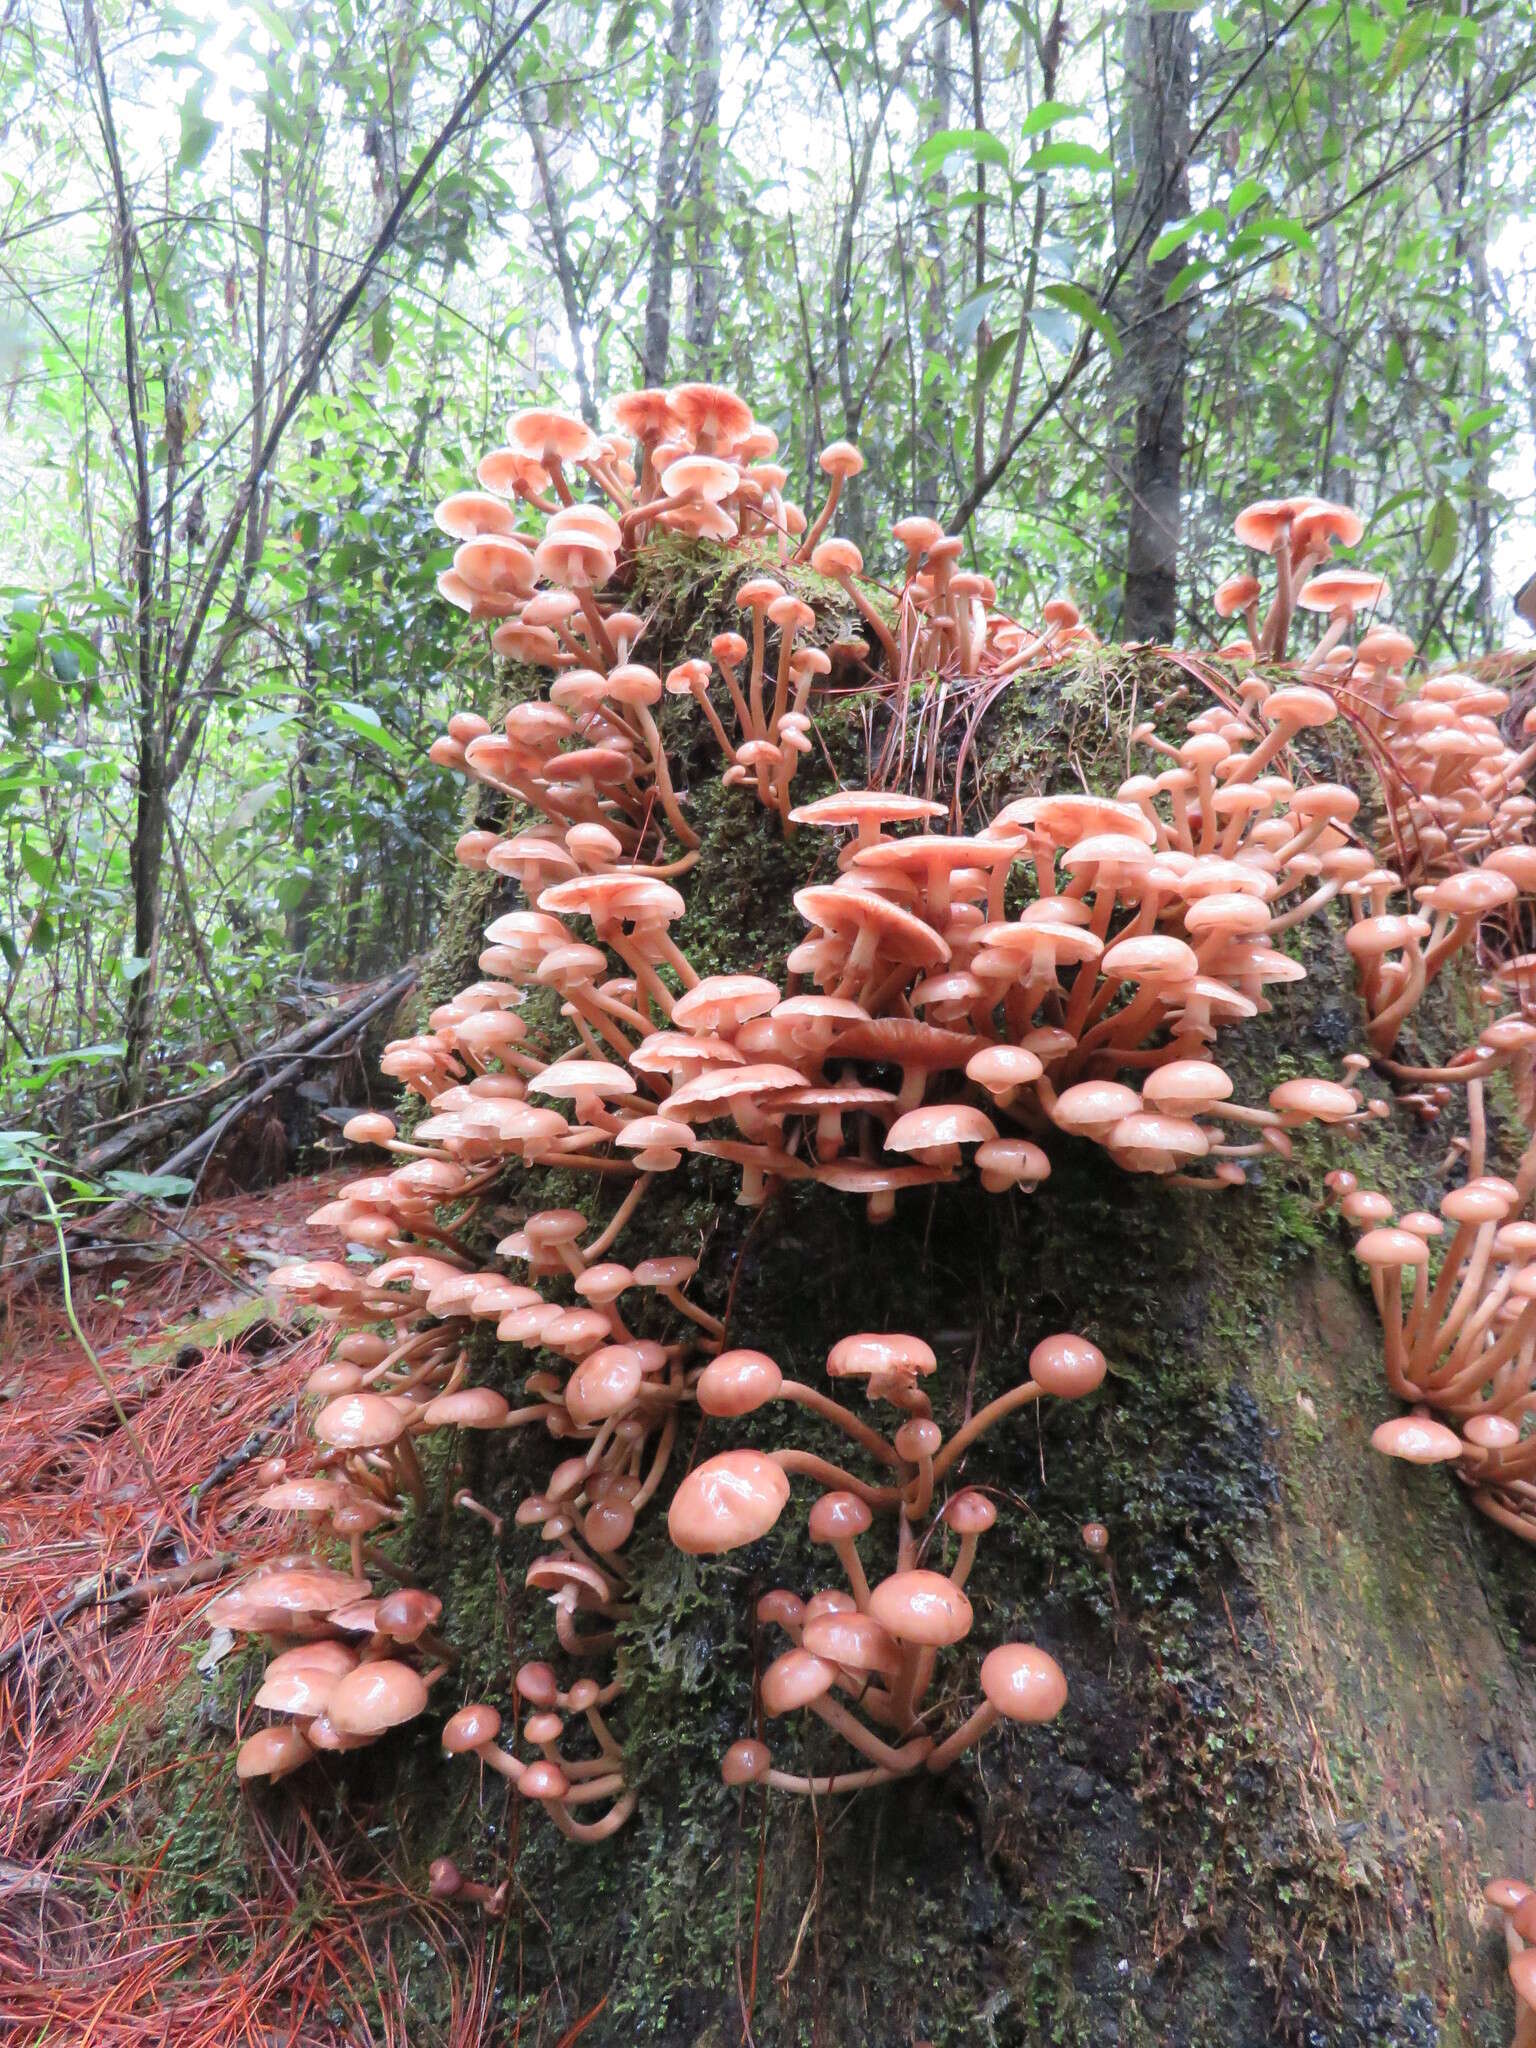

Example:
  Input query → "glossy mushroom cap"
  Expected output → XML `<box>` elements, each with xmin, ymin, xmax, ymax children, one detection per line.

<box><xmin>808</xmin><ymin>1489</ymin><xmax>874</xmax><ymax>1542</ymax></box>
<box><xmin>695</xmin><ymin>1350</ymin><xmax>784</xmax><ymax>1417</ymax></box>
<box><xmin>327</xmin><ymin>1659</ymin><xmax>430</xmax><ymax>1737</ymax></box>
<box><xmin>1370</xmin><ymin>1415</ymin><xmax>1463</xmax><ymax>1464</ymax></box>
<box><xmin>442</xmin><ymin>1703</ymin><xmax>503</xmax><ymax>1753</ymax></box>
<box><xmin>867</xmin><ymin>1570</ymin><xmax>974</xmax><ymax>1647</ymax></box>
<box><xmin>943</xmin><ymin>1490</ymin><xmax>997</xmax><ymax>1536</ymax></box>
<box><xmin>1028</xmin><ymin>1332</ymin><xmax>1107</xmax><ymax>1399</ymax></box>
<box><xmin>979</xmin><ymin>1643</ymin><xmax>1069</xmax><ymax>1723</ymax></box>
<box><xmin>760</xmin><ymin>1647</ymin><xmax>838</xmax><ymax>1715</ymax></box>
<box><xmin>236</xmin><ymin>1724</ymin><xmax>315</xmax><ymax>1782</ymax></box>
<box><xmin>667</xmin><ymin>1450</ymin><xmax>792</xmax><ymax>1554</ymax></box>
<box><xmin>722</xmin><ymin>1738</ymin><xmax>772</xmax><ymax>1787</ymax></box>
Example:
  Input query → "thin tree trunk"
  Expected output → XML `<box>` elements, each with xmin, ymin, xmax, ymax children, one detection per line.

<box><xmin>684</xmin><ymin>0</ymin><xmax>722</xmax><ymax>366</ymax></box>
<box><xmin>1120</xmin><ymin>6</ymin><xmax>1196</xmax><ymax>643</ymax></box>
<box><xmin>526</xmin><ymin>106</ymin><xmax>599</xmax><ymax>427</ymax></box>
<box><xmin>641</xmin><ymin>0</ymin><xmax>691</xmax><ymax>386</ymax></box>
<box><xmin>914</xmin><ymin>8</ymin><xmax>953</xmax><ymax>520</ymax></box>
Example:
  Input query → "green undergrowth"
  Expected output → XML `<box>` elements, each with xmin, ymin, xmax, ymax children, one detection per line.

<box><xmin>66</xmin><ymin>580</ymin><xmax>1536</xmax><ymax>2046</ymax></box>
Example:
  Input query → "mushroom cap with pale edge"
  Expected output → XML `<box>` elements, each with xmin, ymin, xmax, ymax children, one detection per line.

<box><xmin>254</xmin><ymin>1478</ymin><xmax>353</xmax><ymax>1513</ymax></box>
<box><xmin>802</xmin><ymin>1611</ymin><xmax>901</xmax><ymax>1674</ymax></box>
<box><xmin>672</xmin><ymin>974</ymin><xmax>781</xmax><ymax>1032</ymax></box>
<box><xmin>668</xmin><ymin>1450</ymin><xmax>791</xmax><ymax>1554</ymax></box>
<box><xmin>422</xmin><ymin>1388</ymin><xmax>510</xmax><ymax>1429</ymax></box>
<box><xmin>1353</xmin><ymin>1228</ymin><xmax>1431</xmax><ymax>1269</ymax></box>
<box><xmin>313</xmin><ymin>1392</ymin><xmax>410</xmax><ymax>1450</ymax></box>
<box><xmin>236</xmin><ymin>1725</ymin><xmax>314</xmax><ymax>1782</ymax></box>
<box><xmin>760</xmin><ymin>1648</ymin><xmax>838</xmax><ymax>1715</ymax></box>
<box><xmin>826</xmin><ymin>1332</ymin><xmax>937</xmax><ymax>1380</ymax></box>
<box><xmin>868</xmin><ymin>1569</ymin><xmax>974</xmax><ymax>1646</ymax></box>
<box><xmin>1141</xmin><ymin>1060</ymin><xmax>1233</xmax><ymax>1111</ymax></box>
<box><xmin>1297</xmin><ymin>568</ymin><xmax>1388</xmax><ymax>614</ymax></box>
<box><xmin>443</xmin><ymin>1703</ymin><xmax>502</xmax><ymax>1752</ymax></box>
<box><xmin>1029</xmin><ymin>1333</ymin><xmax>1107</xmax><ymax>1399</ymax></box>
<box><xmin>1082</xmin><ymin>1521</ymin><xmax>1110</xmax><ymax>1554</ymax></box>
<box><xmin>722</xmin><ymin>1739</ymin><xmax>771</xmax><ymax>1786</ymax></box>
<box><xmin>1370</xmin><ymin>1415</ymin><xmax>1463</xmax><ymax>1464</ymax></box>
<box><xmin>1269</xmin><ymin>1077</ymin><xmax>1358</xmax><ymax>1124</ymax></box>
<box><xmin>218</xmin><ymin>1566</ymin><xmax>369</xmax><ymax>1620</ymax></box>
<box><xmin>793</xmin><ymin>886</ymin><xmax>950</xmax><ymax>967</ymax></box>
<box><xmin>980</xmin><ymin>1643</ymin><xmax>1069</xmax><ymax>1723</ymax></box>
<box><xmin>886</xmin><ymin>1104</ymin><xmax>998</xmax><ymax>1154</ymax></box>
<box><xmin>266</xmin><ymin>1641</ymin><xmax>357</xmax><ymax>1680</ymax></box>
<box><xmin>1051</xmin><ymin>1080</ymin><xmax>1141</xmax><ymax>1139</ymax></box>
<box><xmin>696</xmin><ymin>1351</ymin><xmax>784</xmax><ymax>1417</ymax></box>
<box><xmin>789</xmin><ymin>789</ymin><xmax>945</xmax><ymax>829</ymax></box>
<box><xmin>327</xmin><ymin>1659</ymin><xmax>430</xmax><ymax>1736</ymax></box>
<box><xmin>967</xmin><ymin>1044</ymin><xmax>1045</xmax><ymax>1091</ymax></box>
<box><xmin>255</xmin><ymin>1665</ymin><xmax>337</xmax><ymax>1716</ymax></box>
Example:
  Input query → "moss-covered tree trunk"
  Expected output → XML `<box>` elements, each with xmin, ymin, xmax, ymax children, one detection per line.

<box><xmin>111</xmin><ymin>561</ymin><xmax>1532</xmax><ymax>2048</ymax></box>
<box><xmin>360</xmin><ymin>566</ymin><xmax>1535</xmax><ymax>2047</ymax></box>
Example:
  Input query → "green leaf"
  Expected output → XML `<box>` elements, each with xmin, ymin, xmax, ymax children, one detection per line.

<box><xmin>1248</xmin><ymin>214</ymin><xmax>1318</xmax><ymax>257</ymax></box>
<box><xmin>1162</xmin><ymin>256</ymin><xmax>1214</xmax><ymax>307</ymax></box>
<box><xmin>1457</xmin><ymin>403</ymin><xmax>1503</xmax><ymax>443</ymax></box>
<box><xmin>976</xmin><ymin>327</ymin><xmax>1018</xmax><ymax>392</ymax></box>
<box><xmin>371</xmin><ymin>301</ymin><xmax>393</xmax><ymax>366</ymax></box>
<box><xmin>177</xmin><ymin>88</ymin><xmax>218</xmax><ymax>172</ymax></box>
<box><xmin>1040</xmin><ymin>282</ymin><xmax>1121</xmax><ymax>359</ymax></box>
<box><xmin>1024</xmin><ymin>140</ymin><xmax>1112</xmax><ymax>176</ymax></box>
<box><xmin>1149</xmin><ymin>207</ymin><xmax>1225</xmax><ymax>263</ymax></box>
<box><xmin>1226</xmin><ymin>177</ymin><xmax>1266</xmax><ymax>218</ymax></box>
<box><xmin>1017</xmin><ymin>101</ymin><xmax>1082</xmax><ymax>141</ymax></box>
<box><xmin>329</xmin><ymin>700</ymin><xmax>409</xmax><ymax>758</ymax></box>
<box><xmin>914</xmin><ymin>128</ymin><xmax>1010</xmax><ymax>178</ymax></box>
<box><xmin>104</xmin><ymin>1170</ymin><xmax>197</xmax><ymax>1199</ymax></box>
<box><xmin>955</xmin><ymin>287</ymin><xmax>1000</xmax><ymax>350</ymax></box>
<box><xmin>1424</xmin><ymin>494</ymin><xmax>1458</xmax><ymax>575</ymax></box>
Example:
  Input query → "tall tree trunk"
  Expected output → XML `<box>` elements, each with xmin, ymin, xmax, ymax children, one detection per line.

<box><xmin>914</xmin><ymin>7</ymin><xmax>953</xmax><ymax>520</ymax></box>
<box><xmin>1120</xmin><ymin>7</ymin><xmax>1195</xmax><ymax>643</ymax></box>
<box><xmin>684</xmin><ymin>0</ymin><xmax>722</xmax><ymax>366</ymax></box>
<box><xmin>526</xmin><ymin>106</ymin><xmax>599</xmax><ymax>427</ymax></box>
<box><xmin>641</xmin><ymin>0</ymin><xmax>691</xmax><ymax>387</ymax></box>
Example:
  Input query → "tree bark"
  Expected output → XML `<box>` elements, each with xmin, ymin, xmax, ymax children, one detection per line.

<box><xmin>683</xmin><ymin>0</ymin><xmax>722</xmax><ymax>366</ymax></box>
<box><xmin>1120</xmin><ymin>7</ymin><xmax>1196</xmax><ymax>643</ymax></box>
<box><xmin>641</xmin><ymin>0</ymin><xmax>691</xmax><ymax>387</ymax></box>
<box><xmin>913</xmin><ymin>7</ymin><xmax>954</xmax><ymax>520</ymax></box>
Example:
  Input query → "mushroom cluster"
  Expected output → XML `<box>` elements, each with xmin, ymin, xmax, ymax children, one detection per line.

<box><xmin>231</xmin><ymin>379</ymin><xmax>1533</xmax><ymax>1981</ymax></box>
<box><xmin>669</xmin><ymin>1329</ymin><xmax>1092</xmax><ymax>1793</ymax></box>
<box><xmin>255</xmin><ymin>1206</ymin><xmax>730</xmax><ymax>1831</ymax></box>
<box><xmin>1343</xmin><ymin>1164</ymin><xmax>1536</xmax><ymax>1542</ymax></box>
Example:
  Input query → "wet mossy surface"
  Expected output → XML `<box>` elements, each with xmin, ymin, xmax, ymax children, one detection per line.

<box><xmin>72</xmin><ymin>576</ymin><xmax>1536</xmax><ymax>2045</ymax></box>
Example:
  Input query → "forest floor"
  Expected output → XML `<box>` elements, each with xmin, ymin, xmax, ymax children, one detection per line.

<box><xmin>0</xmin><ymin>1175</ymin><xmax>512</xmax><ymax>2046</ymax></box>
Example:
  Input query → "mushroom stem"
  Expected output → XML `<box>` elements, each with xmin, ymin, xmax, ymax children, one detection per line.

<box><xmin>807</xmin><ymin>1694</ymin><xmax>931</xmax><ymax>1772</ymax></box>
<box><xmin>544</xmin><ymin>1791</ymin><xmax>638</xmax><ymax>1843</ymax></box>
<box><xmin>770</xmin><ymin>1449</ymin><xmax>904</xmax><ymax>1509</ymax></box>
<box><xmin>931</xmin><ymin>1381</ymin><xmax>1042</xmax><ymax>1479</ymax></box>
<box><xmin>765</xmin><ymin>1763</ymin><xmax>904</xmax><ymax>1794</ymax></box>
<box><xmin>924</xmin><ymin>1699</ymin><xmax>999</xmax><ymax>1772</ymax></box>
<box><xmin>777</xmin><ymin>1382</ymin><xmax>904</xmax><ymax>1466</ymax></box>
